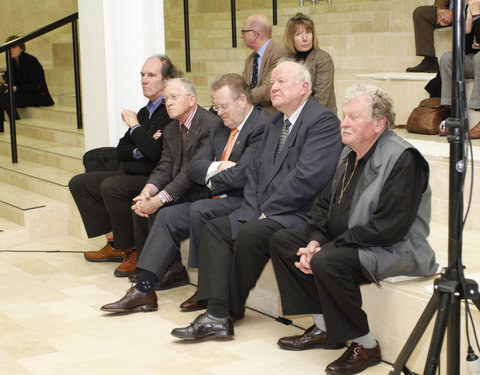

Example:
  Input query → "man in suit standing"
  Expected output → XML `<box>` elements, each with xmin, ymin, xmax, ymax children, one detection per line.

<box><xmin>69</xmin><ymin>55</ymin><xmax>181</xmax><ymax>280</ymax></box>
<box><xmin>100</xmin><ymin>74</ymin><xmax>267</xmax><ymax>313</ymax></box>
<box><xmin>241</xmin><ymin>14</ymin><xmax>286</xmax><ymax>114</ymax></box>
<box><xmin>171</xmin><ymin>61</ymin><xmax>342</xmax><ymax>340</ymax></box>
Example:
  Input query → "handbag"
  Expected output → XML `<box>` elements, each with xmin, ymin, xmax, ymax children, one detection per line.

<box><xmin>406</xmin><ymin>98</ymin><xmax>450</xmax><ymax>135</ymax></box>
<box><xmin>82</xmin><ymin>147</ymin><xmax>122</xmax><ymax>172</ymax></box>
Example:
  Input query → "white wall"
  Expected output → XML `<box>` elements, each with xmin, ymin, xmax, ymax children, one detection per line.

<box><xmin>78</xmin><ymin>0</ymin><xmax>165</xmax><ymax>150</ymax></box>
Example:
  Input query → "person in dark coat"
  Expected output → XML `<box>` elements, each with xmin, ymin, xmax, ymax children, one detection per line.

<box><xmin>0</xmin><ymin>35</ymin><xmax>54</xmax><ymax>132</ymax></box>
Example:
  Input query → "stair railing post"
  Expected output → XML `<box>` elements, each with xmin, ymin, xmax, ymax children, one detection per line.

<box><xmin>5</xmin><ymin>49</ymin><xmax>18</xmax><ymax>163</ymax></box>
<box><xmin>183</xmin><ymin>0</ymin><xmax>191</xmax><ymax>72</ymax></box>
<box><xmin>71</xmin><ymin>18</ymin><xmax>83</xmax><ymax>130</ymax></box>
<box><xmin>231</xmin><ymin>0</ymin><xmax>237</xmax><ymax>48</ymax></box>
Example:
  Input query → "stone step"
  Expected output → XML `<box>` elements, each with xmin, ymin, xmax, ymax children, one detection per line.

<box><xmin>19</xmin><ymin>104</ymin><xmax>78</xmax><ymax>127</ymax></box>
<box><xmin>12</xmin><ymin>117</ymin><xmax>84</xmax><ymax>147</ymax></box>
<box><xmin>0</xmin><ymin>131</ymin><xmax>84</xmax><ymax>174</ymax></box>
<box><xmin>0</xmin><ymin>181</ymin><xmax>68</xmax><ymax>246</ymax></box>
<box><xmin>0</xmin><ymin>153</ymin><xmax>77</xmax><ymax>202</ymax></box>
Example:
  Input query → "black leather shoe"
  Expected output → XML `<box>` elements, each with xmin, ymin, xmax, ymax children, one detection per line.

<box><xmin>170</xmin><ymin>312</ymin><xmax>234</xmax><ymax>340</ymax></box>
<box><xmin>129</xmin><ymin>264</ymin><xmax>190</xmax><ymax>290</ymax></box>
<box><xmin>277</xmin><ymin>325</ymin><xmax>344</xmax><ymax>351</ymax></box>
<box><xmin>326</xmin><ymin>341</ymin><xmax>382</xmax><ymax>374</ymax></box>
<box><xmin>100</xmin><ymin>286</ymin><xmax>157</xmax><ymax>313</ymax></box>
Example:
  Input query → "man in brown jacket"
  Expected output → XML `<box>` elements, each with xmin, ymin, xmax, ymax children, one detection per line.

<box><xmin>406</xmin><ymin>0</ymin><xmax>452</xmax><ymax>73</ymax></box>
<box><xmin>241</xmin><ymin>14</ymin><xmax>286</xmax><ymax>114</ymax></box>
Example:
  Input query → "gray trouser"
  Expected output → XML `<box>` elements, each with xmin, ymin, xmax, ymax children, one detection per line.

<box><xmin>440</xmin><ymin>51</ymin><xmax>480</xmax><ymax>109</ymax></box>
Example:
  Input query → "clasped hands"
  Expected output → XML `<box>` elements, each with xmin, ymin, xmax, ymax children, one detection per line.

<box><xmin>295</xmin><ymin>240</ymin><xmax>321</xmax><ymax>274</ymax></box>
<box><xmin>131</xmin><ymin>187</ymin><xmax>164</xmax><ymax>218</ymax></box>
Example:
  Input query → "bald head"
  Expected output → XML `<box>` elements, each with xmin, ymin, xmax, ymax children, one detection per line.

<box><xmin>245</xmin><ymin>14</ymin><xmax>271</xmax><ymax>36</ymax></box>
<box><xmin>241</xmin><ymin>14</ymin><xmax>272</xmax><ymax>51</ymax></box>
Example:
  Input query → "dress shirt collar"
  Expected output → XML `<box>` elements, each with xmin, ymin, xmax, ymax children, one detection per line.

<box><xmin>284</xmin><ymin>98</ymin><xmax>309</xmax><ymax>129</ymax></box>
<box><xmin>180</xmin><ymin>104</ymin><xmax>198</xmax><ymax>131</ymax></box>
<box><xmin>146</xmin><ymin>96</ymin><xmax>163</xmax><ymax>119</ymax></box>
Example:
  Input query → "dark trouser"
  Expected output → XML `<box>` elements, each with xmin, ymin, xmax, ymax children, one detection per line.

<box><xmin>270</xmin><ymin>228</ymin><xmax>371</xmax><ymax>345</ymax></box>
<box><xmin>68</xmin><ymin>171</ymin><xmax>148</xmax><ymax>249</ymax></box>
<box><xmin>413</xmin><ymin>5</ymin><xmax>444</xmax><ymax>57</ymax></box>
<box><xmin>136</xmin><ymin>197</ymin><xmax>242</xmax><ymax>280</ymax></box>
<box><xmin>197</xmin><ymin>217</ymin><xmax>284</xmax><ymax>315</ymax></box>
<box><xmin>0</xmin><ymin>92</ymin><xmax>34</xmax><ymax>130</ymax></box>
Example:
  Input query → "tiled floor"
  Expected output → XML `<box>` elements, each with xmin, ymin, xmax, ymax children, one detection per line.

<box><xmin>0</xmin><ymin>236</ymin><xmax>393</xmax><ymax>375</ymax></box>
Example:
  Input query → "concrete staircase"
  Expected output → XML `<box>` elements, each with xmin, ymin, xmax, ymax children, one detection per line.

<box><xmin>0</xmin><ymin>32</ymin><xmax>84</xmax><ymax>249</ymax></box>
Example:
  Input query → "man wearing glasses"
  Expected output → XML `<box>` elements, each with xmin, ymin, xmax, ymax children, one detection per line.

<box><xmin>100</xmin><ymin>74</ymin><xmax>268</xmax><ymax>313</ymax></box>
<box><xmin>241</xmin><ymin>14</ymin><xmax>286</xmax><ymax>114</ymax></box>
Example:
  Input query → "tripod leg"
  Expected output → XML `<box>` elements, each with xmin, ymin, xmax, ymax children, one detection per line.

<box><xmin>389</xmin><ymin>293</ymin><xmax>439</xmax><ymax>375</ymax></box>
<box><xmin>424</xmin><ymin>292</ymin><xmax>451</xmax><ymax>375</ymax></box>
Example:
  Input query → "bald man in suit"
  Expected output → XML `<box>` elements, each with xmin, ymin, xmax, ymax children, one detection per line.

<box><xmin>241</xmin><ymin>14</ymin><xmax>286</xmax><ymax>114</ymax></box>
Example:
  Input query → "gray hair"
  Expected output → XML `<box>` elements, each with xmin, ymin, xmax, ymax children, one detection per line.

<box><xmin>165</xmin><ymin>78</ymin><xmax>197</xmax><ymax>96</ymax></box>
<box><xmin>343</xmin><ymin>84</ymin><xmax>396</xmax><ymax>129</ymax></box>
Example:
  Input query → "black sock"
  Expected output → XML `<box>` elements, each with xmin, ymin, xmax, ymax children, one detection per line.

<box><xmin>135</xmin><ymin>269</ymin><xmax>158</xmax><ymax>293</ymax></box>
<box><xmin>206</xmin><ymin>299</ymin><xmax>229</xmax><ymax>318</ymax></box>
<box><xmin>107</xmin><ymin>240</ymin><xmax>115</xmax><ymax>249</ymax></box>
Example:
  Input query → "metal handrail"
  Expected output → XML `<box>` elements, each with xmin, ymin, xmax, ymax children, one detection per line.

<box><xmin>182</xmin><ymin>1</ymin><xmax>278</xmax><ymax>71</ymax></box>
<box><xmin>0</xmin><ymin>13</ymin><xmax>81</xmax><ymax>163</ymax></box>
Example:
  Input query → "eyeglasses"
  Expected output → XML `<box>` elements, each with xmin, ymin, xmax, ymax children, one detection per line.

<box><xmin>212</xmin><ymin>96</ymin><xmax>240</xmax><ymax>112</ymax></box>
<box><xmin>241</xmin><ymin>29</ymin><xmax>256</xmax><ymax>35</ymax></box>
<box><xmin>164</xmin><ymin>94</ymin><xmax>190</xmax><ymax>102</ymax></box>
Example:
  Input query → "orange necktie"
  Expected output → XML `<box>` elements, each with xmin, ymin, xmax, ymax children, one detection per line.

<box><xmin>213</xmin><ymin>128</ymin><xmax>239</xmax><ymax>198</ymax></box>
<box><xmin>220</xmin><ymin>128</ymin><xmax>239</xmax><ymax>161</ymax></box>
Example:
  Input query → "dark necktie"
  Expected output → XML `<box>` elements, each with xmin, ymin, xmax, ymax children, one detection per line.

<box><xmin>180</xmin><ymin>124</ymin><xmax>188</xmax><ymax>171</ymax></box>
<box><xmin>274</xmin><ymin>119</ymin><xmax>291</xmax><ymax>163</ymax></box>
<box><xmin>250</xmin><ymin>53</ymin><xmax>259</xmax><ymax>89</ymax></box>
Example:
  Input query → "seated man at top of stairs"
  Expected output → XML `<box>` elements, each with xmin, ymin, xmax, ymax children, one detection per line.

<box><xmin>406</xmin><ymin>0</ymin><xmax>452</xmax><ymax>73</ymax></box>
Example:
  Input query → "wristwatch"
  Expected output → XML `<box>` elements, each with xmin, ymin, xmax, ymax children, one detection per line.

<box><xmin>157</xmin><ymin>193</ymin><xmax>168</xmax><ymax>204</ymax></box>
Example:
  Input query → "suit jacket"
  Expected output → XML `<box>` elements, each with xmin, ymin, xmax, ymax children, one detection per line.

<box><xmin>146</xmin><ymin>105</ymin><xmax>222</xmax><ymax>201</ymax></box>
<box><xmin>116</xmin><ymin>102</ymin><xmax>171</xmax><ymax>175</ymax></box>
<box><xmin>10</xmin><ymin>51</ymin><xmax>54</xmax><ymax>106</ymax></box>
<box><xmin>187</xmin><ymin>106</ymin><xmax>268</xmax><ymax>198</ymax></box>
<box><xmin>228</xmin><ymin>97</ymin><xmax>342</xmax><ymax>237</ymax></box>
<box><xmin>242</xmin><ymin>39</ymin><xmax>286</xmax><ymax>114</ymax></box>
<box><xmin>289</xmin><ymin>48</ymin><xmax>337</xmax><ymax>114</ymax></box>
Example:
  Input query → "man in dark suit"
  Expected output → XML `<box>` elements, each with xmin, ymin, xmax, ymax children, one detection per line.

<box><xmin>100</xmin><ymin>74</ymin><xmax>267</xmax><ymax>313</ymax></box>
<box><xmin>69</xmin><ymin>55</ymin><xmax>181</xmax><ymax>280</ymax></box>
<box><xmin>241</xmin><ymin>14</ymin><xmax>286</xmax><ymax>114</ymax></box>
<box><xmin>171</xmin><ymin>60</ymin><xmax>342</xmax><ymax>340</ymax></box>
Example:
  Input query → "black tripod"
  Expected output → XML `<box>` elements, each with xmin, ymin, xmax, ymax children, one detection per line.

<box><xmin>389</xmin><ymin>1</ymin><xmax>480</xmax><ymax>374</ymax></box>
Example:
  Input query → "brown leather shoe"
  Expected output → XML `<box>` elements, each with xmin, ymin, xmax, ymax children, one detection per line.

<box><xmin>180</xmin><ymin>290</ymin><xmax>207</xmax><ymax>312</ymax></box>
<box><xmin>100</xmin><ymin>286</ymin><xmax>157</xmax><ymax>313</ymax></box>
<box><xmin>277</xmin><ymin>325</ymin><xmax>344</xmax><ymax>351</ymax></box>
<box><xmin>406</xmin><ymin>56</ymin><xmax>439</xmax><ymax>73</ymax></box>
<box><xmin>470</xmin><ymin>122</ymin><xmax>480</xmax><ymax>139</ymax></box>
<box><xmin>84</xmin><ymin>243</ymin><xmax>125</xmax><ymax>262</ymax></box>
<box><xmin>114</xmin><ymin>248</ymin><xmax>137</xmax><ymax>277</ymax></box>
<box><xmin>325</xmin><ymin>341</ymin><xmax>382</xmax><ymax>375</ymax></box>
